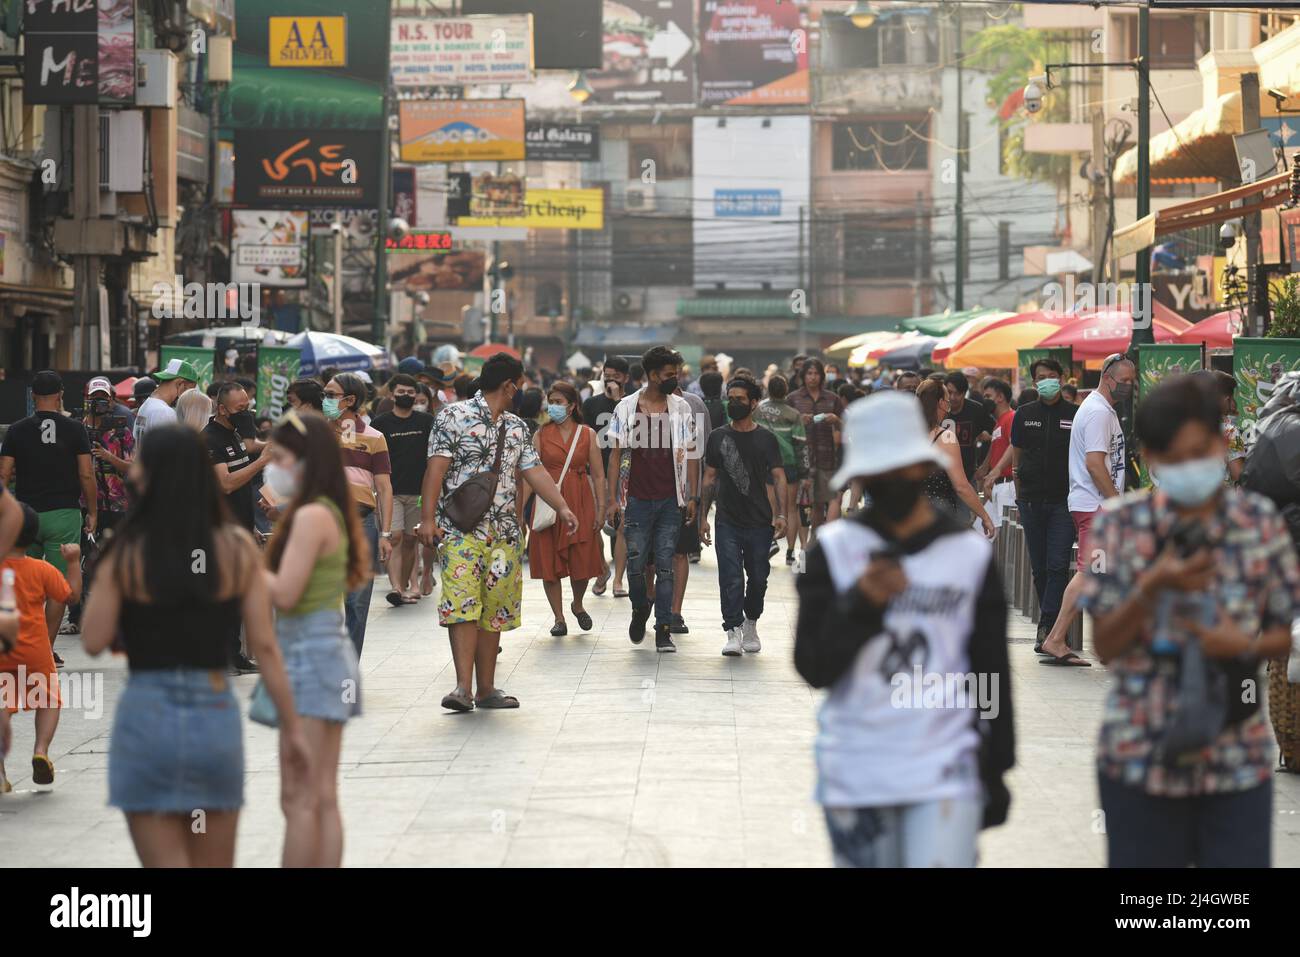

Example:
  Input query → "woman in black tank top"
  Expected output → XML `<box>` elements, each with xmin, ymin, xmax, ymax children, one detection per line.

<box><xmin>80</xmin><ymin>424</ymin><xmax>308</xmax><ymax>868</ymax></box>
<box><xmin>915</xmin><ymin>381</ymin><xmax>996</xmax><ymax>539</ymax></box>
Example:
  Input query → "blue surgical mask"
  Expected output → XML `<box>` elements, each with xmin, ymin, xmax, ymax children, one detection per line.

<box><xmin>322</xmin><ymin>396</ymin><xmax>343</xmax><ymax>420</ymax></box>
<box><xmin>1036</xmin><ymin>378</ymin><xmax>1061</xmax><ymax>400</ymax></box>
<box><xmin>1153</xmin><ymin>455</ymin><xmax>1226</xmax><ymax>507</ymax></box>
<box><xmin>547</xmin><ymin>403</ymin><xmax>569</xmax><ymax>423</ymax></box>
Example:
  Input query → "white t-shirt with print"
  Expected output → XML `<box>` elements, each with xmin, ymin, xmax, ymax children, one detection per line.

<box><xmin>132</xmin><ymin>394</ymin><xmax>177</xmax><ymax>449</ymax></box>
<box><xmin>1068</xmin><ymin>390</ymin><xmax>1125</xmax><ymax>513</ymax></box>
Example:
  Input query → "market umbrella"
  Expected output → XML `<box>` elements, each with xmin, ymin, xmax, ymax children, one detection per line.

<box><xmin>865</xmin><ymin>331</ymin><xmax>927</xmax><ymax>361</ymax></box>
<box><xmin>469</xmin><ymin>343</ymin><xmax>522</xmax><ymax>360</ymax></box>
<box><xmin>844</xmin><ymin>332</ymin><xmax>910</xmax><ymax>367</ymax></box>
<box><xmin>287</xmin><ymin>331</ymin><xmax>389</xmax><ymax>376</ymax></box>
<box><xmin>930</xmin><ymin>311</ymin><xmax>1016</xmax><ymax>364</ymax></box>
<box><xmin>899</xmin><ymin>307</ymin><xmax>998</xmax><ymax>338</ymax></box>
<box><xmin>876</xmin><ymin>336</ymin><xmax>939</xmax><ymax>371</ymax></box>
<box><xmin>1174</xmin><ymin>309</ymin><xmax>1243</xmax><ymax>349</ymax></box>
<box><xmin>1035</xmin><ymin>307</ymin><xmax>1187</xmax><ymax>362</ymax></box>
<box><xmin>939</xmin><ymin>310</ymin><xmax>1074</xmax><ymax>369</ymax></box>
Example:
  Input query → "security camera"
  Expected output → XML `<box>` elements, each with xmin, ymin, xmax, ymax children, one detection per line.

<box><xmin>417</xmin><ymin>291</ymin><xmax>430</xmax><ymax>306</ymax></box>
<box><xmin>388</xmin><ymin>217</ymin><xmax>410</xmax><ymax>239</ymax></box>
<box><xmin>1269</xmin><ymin>88</ymin><xmax>1289</xmax><ymax>108</ymax></box>
<box><xmin>1219</xmin><ymin>220</ymin><xmax>1240</xmax><ymax>250</ymax></box>
<box><xmin>1023</xmin><ymin>81</ymin><xmax>1044</xmax><ymax>115</ymax></box>
<box><xmin>329</xmin><ymin>220</ymin><xmax>344</xmax><ymax>235</ymax></box>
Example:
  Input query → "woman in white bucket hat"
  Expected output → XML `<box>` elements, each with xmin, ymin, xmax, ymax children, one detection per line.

<box><xmin>794</xmin><ymin>389</ymin><xmax>1015</xmax><ymax>867</ymax></box>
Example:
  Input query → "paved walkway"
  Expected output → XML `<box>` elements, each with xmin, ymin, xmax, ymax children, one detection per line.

<box><xmin>4</xmin><ymin>546</ymin><xmax>1300</xmax><ymax>867</ymax></box>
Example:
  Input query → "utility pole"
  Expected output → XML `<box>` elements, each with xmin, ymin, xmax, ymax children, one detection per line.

<box><xmin>797</xmin><ymin>204</ymin><xmax>807</xmax><ymax>353</ymax></box>
<box><xmin>914</xmin><ymin>191</ymin><xmax>925</xmax><ymax>315</ymax></box>
<box><xmin>333</xmin><ymin>229</ymin><xmax>344</xmax><ymax>335</ymax></box>
<box><xmin>372</xmin><ymin>15</ymin><xmax>393</xmax><ymax>349</ymax></box>
<box><xmin>1129</xmin><ymin>5</ymin><xmax>1153</xmax><ymax>354</ymax></box>
<box><xmin>954</xmin><ymin>7</ymin><xmax>964</xmax><ymax>311</ymax></box>
<box><xmin>73</xmin><ymin>105</ymin><xmax>101</xmax><ymax>370</ymax></box>
<box><xmin>1091</xmin><ymin>109</ymin><xmax>1108</xmax><ymax>287</ymax></box>
<box><xmin>1241</xmin><ymin>71</ymin><xmax>1268</xmax><ymax>336</ymax></box>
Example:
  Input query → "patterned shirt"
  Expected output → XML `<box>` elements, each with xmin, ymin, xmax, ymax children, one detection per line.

<box><xmin>86</xmin><ymin>416</ymin><xmax>134</xmax><ymax>513</ymax></box>
<box><xmin>605</xmin><ymin>389</ymin><xmax>700</xmax><ymax>507</ymax></box>
<box><xmin>429</xmin><ymin>392</ymin><xmax>540</xmax><ymax>543</ymax></box>
<box><xmin>754</xmin><ymin>398</ymin><xmax>809</xmax><ymax>473</ymax></box>
<box><xmin>787</xmin><ymin>387</ymin><xmax>843</xmax><ymax>471</ymax></box>
<box><xmin>1079</xmin><ymin>486</ymin><xmax>1300</xmax><ymax>797</ymax></box>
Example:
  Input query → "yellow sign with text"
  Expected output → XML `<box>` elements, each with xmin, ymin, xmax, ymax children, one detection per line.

<box><xmin>269</xmin><ymin>17</ymin><xmax>348</xmax><ymax>68</ymax></box>
<box><xmin>457</xmin><ymin>188</ymin><xmax>605</xmax><ymax>231</ymax></box>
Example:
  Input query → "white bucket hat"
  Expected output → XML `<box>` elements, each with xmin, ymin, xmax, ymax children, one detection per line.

<box><xmin>830</xmin><ymin>390</ymin><xmax>947</xmax><ymax>490</ymax></box>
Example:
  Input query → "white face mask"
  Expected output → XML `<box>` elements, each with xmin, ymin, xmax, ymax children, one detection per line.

<box><xmin>414</xmin><ymin>403</ymin><xmax>429</xmax><ymax>414</ymax></box>
<box><xmin>265</xmin><ymin>461</ymin><xmax>303</xmax><ymax>501</ymax></box>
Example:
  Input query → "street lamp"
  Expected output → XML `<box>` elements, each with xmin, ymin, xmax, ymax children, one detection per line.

<box><xmin>568</xmin><ymin>71</ymin><xmax>594</xmax><ymax>103</ymax></box>
<box><xmin>845</xmin><ymin>1</ymin><xmax>876</xmax><ymax>29</ymax></box>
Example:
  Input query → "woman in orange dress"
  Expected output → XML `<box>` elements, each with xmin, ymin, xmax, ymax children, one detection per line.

<box><xmin>529</xmin><ymin>381</ymin><xmax>606</xmax><ymax>636</ymax></box>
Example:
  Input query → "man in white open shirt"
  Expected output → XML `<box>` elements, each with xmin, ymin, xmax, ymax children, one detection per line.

<box><xmin>1039</xmin><ymin>353</ymin><xmax>1135</xmax><ymax>665</ymax></box>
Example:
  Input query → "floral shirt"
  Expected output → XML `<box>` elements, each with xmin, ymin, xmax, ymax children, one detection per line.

<box><xmin>87</xmin><ymin>417</ymin><xmax>134</xmax><ymax>513</ymax></box>
<box><xmin>1079</xmin><ymin>486</ymin><xmax>1300</xmax><ymax>797</ymax></box>
<box><xmin>428</xmin><ymin>393</ymin><xmax>540</xmax><ymax>543</ymax></box>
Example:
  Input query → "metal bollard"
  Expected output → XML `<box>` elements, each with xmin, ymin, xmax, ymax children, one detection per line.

<box><xmin>1011</xmin><ymin>521</ymin><xmax>1026</xmax><ymax>611</ymax></box>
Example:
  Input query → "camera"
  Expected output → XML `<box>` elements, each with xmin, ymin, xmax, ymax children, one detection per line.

<box><xmin>388</xmin><ymin>217</ymin><xmax>410</xmax><ymax>240</ymax></box>
<box><xmin>1219</xmin><ymin>220</ymin><xmax>1240</xmax><ymax>250</ymax></box>
<box><xmin>1023</xmin><ymin>80</ymin><xmax>1044</xmax><ymax>115</ymax></box>
<box><xmin>329</xmin><ymin>220</ymin><xmax>344</xmax><ymax>235</ymax></box>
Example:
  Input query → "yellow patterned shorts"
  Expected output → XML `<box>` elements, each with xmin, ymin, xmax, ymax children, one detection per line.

<box><xmin>437</xmin><ymin>533</ymin><xmax>523</xmax><ymax>632</ymax></box>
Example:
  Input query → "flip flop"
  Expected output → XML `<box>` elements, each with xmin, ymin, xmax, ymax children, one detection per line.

<box><xmin>592</xmin><ymin>576</ymin><xmax>608</xmax><ymax>596</ymax></box>
<box><xmin>476</xmin><ymin>689</ymin><xmax>520</xmax><ymax>709</ymax></box>
<box><xmin>385</xmin><ymin>591</ymin><xmax>404</xmax><ymax>607</ymax></box>
<box><xmin>440</xmin><ymin>689</ymin><xmax>474</xmax><ymax>712</ymax></box>
<box><xmin>572</xmin><ymin>605</ymin><xmax>593</xmax><ymax>632</ymax></box>
<box><xmin>1039</xmin><ymin>652</ymin><xmax>1092</xmax><ymax>667</ymax></box>
<box><xmin>612</xmin><ymin>588</ymin><xmax>629</xmax><ymax>598</ymax></box>
<box><xmin>31</xmin><ymin>754</ymin><xmax>54</xmax><ymax>785</ymax></box>
<box><xmin>550</xmin><ymin>622</ymin><xmax>568</xmax><ymax>637</ymax></box>
<box><xmin>401</xmin><ymin>594</ymin><xmax>420</xmax><ymax>604</ymax></box>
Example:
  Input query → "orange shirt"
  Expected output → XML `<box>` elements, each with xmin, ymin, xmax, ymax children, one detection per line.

<box><xmin>0</xmin><ymin>555</ymin><xmax>71</xmax><ymax>658</ymax></box>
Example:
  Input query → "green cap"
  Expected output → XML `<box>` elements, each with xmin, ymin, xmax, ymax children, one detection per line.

<box><xmin>154</xmin><ymin>358</ymin><xmax>200</xmax><ymax>383</ymax></box>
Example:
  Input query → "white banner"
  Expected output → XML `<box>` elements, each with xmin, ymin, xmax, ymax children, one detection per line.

<box><xmin>232</xmin><ymin>211</ymin><xmax>309</xmax><ymax>287</ymax></box>
<box><xmin>390</xmin><ymin>14</ymin><xmax>533</xmax><ymax>87</ymax></box>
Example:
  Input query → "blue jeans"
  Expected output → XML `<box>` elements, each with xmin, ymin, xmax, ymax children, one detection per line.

<box><xmin>624</xmin><ymin>496</ymin><xmax>681</xmax><ymax>627</ymax></box>
<box><xmin>344</xmin><ymin>507</ymin><xmax>379</xmax><ymax>657</ymax></box>
<box><xmin>1099</xmin><ymin>774</ymin><xmax>1271</xmax><ymax>867</ymax></box>
<box><xmin>715</xmin><ymin>520</ymin><xmax>771</xmax><ymax>631</ymax></box>
<box><xmin>823</xmin><ymin>798</ymin><xmax>982</xmax><ymax>867</ymax></box>
<box><xmin>1016</xmin><ymin>499</ymin><xmax>1074</xmax><ymax>630</ymax></box>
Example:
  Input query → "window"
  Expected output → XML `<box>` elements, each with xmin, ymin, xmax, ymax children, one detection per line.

<box><xmin>1125</xmin><ymin>15</ymin><xmax>1208</xmax><ymax>69</ymax></box>
<box><xmin>832</xmin><ymin>119</ymin><xmax>929</xmax><ymax>172</ymax></box>
<box><xmin>627</xmin><ymin>136</ymin><xmax>691</xmax><ymax>181</ymax></box>
<box><xmin>844</xmin><ymin>215</ymin><xmax>929</xmax><ymax>280</ymax></box>
<box><xmin>612</xmin><ymin>217</ymin><xmax>692</xmax><ymax>286</ymax></box>
<box><xmin>820</xmin><ymin>14</ymin><xmax>937</xmax><ymax>70</ymax></box>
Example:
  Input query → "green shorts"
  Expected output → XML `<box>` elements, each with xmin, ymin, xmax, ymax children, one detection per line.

<box><xmin>27</xmin><ymin>508</ymin><xmax>82</xmax><ymax>575</ymax></box>
<box><xmin>437</xmin><ymin>533</ymin><xmax>523</xmax><ymax>633</ymax></box>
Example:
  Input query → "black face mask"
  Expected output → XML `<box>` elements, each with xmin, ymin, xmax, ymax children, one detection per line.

<box><xmin>89</xmin><ymin>398</ymin><xmax>110</xmax><ymax>416</ymax></box>
<box><xmin>228</xmin><ymin>410</ymin><xmax>255</xmax><ymax>433</ymax></box>
<box><xmin>864</xmin><ymin>475</ymin><xmax>924</xmax><ymax>517</ymax></box>
<box><xmin>394</xmin><ymin>394</ymin><xmax>416</xmax><ymax>410</ymax></box>
<box><xmin>727</xmin><ymin>399</ymin><xmax>751</xmax><ymax>421</ymax></box>
<box><xmin>659</xmin><ymin>376</ymin><xmax>679</xmax><ymax>395</ymax></box>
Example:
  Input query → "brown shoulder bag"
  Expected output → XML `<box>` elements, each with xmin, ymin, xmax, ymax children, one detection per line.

<box><xmin>444</xmin><ymin>420</ymin><xmax>507</xmax><ymax>532</ymax></box>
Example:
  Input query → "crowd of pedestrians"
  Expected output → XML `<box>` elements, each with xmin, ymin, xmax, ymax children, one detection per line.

<box><xmin>3</xmin><ymin>341</ymin><xmax>1299</xmax><ymax>872</ymax></box>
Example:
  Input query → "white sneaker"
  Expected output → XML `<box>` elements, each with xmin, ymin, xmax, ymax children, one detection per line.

<box><xmin>742</xmin><ymin>618</ymin><xmax>761</xmax><ymax>653</ymax></box>
<box><xmin>722</xmin><ymin>627</ymin><xmax>743</xmax><ymax>657</ymax></box>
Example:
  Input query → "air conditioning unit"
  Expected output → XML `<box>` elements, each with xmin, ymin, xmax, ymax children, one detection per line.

<box><xmin>98</xmin><ymin>110</ymin><xmax>145</xmax><ymax>194</ymax></box>
<box><xmin>135</xmin><ymin>50</ymin><xmax>178</xmax><ymax>108</ymax></box>
<box><xmin>612</xmin><ymin>288</ymin><xmax>646</xmax><ymax>314</ymax></box>
<box><xmin>625</xmin><ymin>182</ymin><xmax>656</xmax><ymax>212</ymax></box>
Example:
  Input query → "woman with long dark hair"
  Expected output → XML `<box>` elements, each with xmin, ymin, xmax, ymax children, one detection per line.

<box><xmin>916</xmin><ymin>380</ymin><xmax>995</xmax><ymax>540</ymax></box>
<box><xmin>262</xmin><ymin>410</ymin><xmax>369</xmax><ymax>867</ymax></box>
<box><xmin>80</xmin><ymin>424</ymin><xmax>307</xmax><ymax>867</ymax></box>
<box><xmin>528</xmin><ymin>381</ymin><xmax>606</xmax><ymax>636</ymax></box>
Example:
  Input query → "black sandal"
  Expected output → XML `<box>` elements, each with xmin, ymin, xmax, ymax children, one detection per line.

<box><xmin>550</xmin><ymin>621</ymin><xmax>568</xmax><ymax>637</ymax></box>
<box><xmin>385</xmin><ymin>591</ymin><xmax>404</xmax><ymax>607</ymax></box>
<box><xmin>572</xmin><ymin>604</ymin><xmax>592</xmax><ymax>632</ymax></box>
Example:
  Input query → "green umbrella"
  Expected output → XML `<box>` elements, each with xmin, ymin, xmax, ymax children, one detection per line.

<box><xmin>898</xmin><ymin>307</ymin><xmax>998</xmax><ymax>338</ymax></box>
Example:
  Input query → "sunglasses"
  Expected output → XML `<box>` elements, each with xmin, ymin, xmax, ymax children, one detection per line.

<box><xmin>277</xmin><ymin>408</ymin><xmax>308</xmax><ymax>436</ymax></box>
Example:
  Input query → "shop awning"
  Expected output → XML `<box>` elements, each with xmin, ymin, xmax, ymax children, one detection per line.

<box><xmin>1113</xmin><ymin>90</ymin><xmax>1243</xmax><ymax>183</ymax></box>
<box><xmin>675</xmin><ymin>297</ymin><xmax>797</xmax><ymax>319</ymax></box>
<box><xmin>573</xmin><ymin>324</ymin><xmax>680</xmax><ymax>348</ymax></box>
<box><xmin>0</xmin><ymin>282</ymin><xmax>73</xmax><ymax>312</ymax></box>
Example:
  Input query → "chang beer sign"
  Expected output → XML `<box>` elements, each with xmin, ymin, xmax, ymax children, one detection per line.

<box><xmin>1233</xmin><ymin>337</ymin><xmax>1300</xmax><ymax>451</ymax></box>
<box><xmin>257</xmin><ymin>345</ymin><xmax>301</xmax><ymax>419</ymax></box>
<box><xmin>159</xmin><ymin>346</ymin><xmax>215</xmax><ymax>393</ymax></box>
<box><xmin>1016</xmin><ymin>347</ymin><xmax>1073</xmax><ymax>393</ymax></box>
<box><xmin>1136</xmin><ymin>344</ymin><xmax>1203</xmax><ymax>487</ymax></box>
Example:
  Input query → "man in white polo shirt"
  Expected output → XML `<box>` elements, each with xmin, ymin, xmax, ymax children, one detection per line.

<box><xmin>132</xmin><ymin>358</ymin><xmax>199</xmax><ymax>449</ymax></box>
<box><xmin>1039</xmin><ymin>353</ymin><xmax>1135</xmax><ymax>665</ymax></box>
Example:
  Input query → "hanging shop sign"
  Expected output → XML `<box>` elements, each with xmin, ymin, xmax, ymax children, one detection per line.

<box><xmin>390</xmin><ymin>15</ymin><xmax>533</xmax><ymax>86</ymax></box>
<box><xmin>398</xmin><ymin>99</ymin><xmax>526</xmax><ymax>163</ymax></box>
<box><xmin>23</xmin><ymin>0</ymin><xmax>136</xmax><ymax>106</ymax></box>
<box><xmin>268</xmin><ymin>16</ymin><xmax>348</xmax><ymax>68</ymax></box>
<box><xmin>234</xmin><ymin>129</ymin><xmax>381</xmax><ymax>207</ymax></box>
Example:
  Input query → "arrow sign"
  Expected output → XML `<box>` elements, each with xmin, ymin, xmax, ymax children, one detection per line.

<box><xmin>648</xmin><ymin>20</ymin><xmax>692</xmax><ymax>69</ymax></box>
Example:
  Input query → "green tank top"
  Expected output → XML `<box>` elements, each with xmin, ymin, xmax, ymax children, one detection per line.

<box><xmin>287</xmin><ymin>497</ymin><xmax>349</xmax><ymax>617</ymax></box>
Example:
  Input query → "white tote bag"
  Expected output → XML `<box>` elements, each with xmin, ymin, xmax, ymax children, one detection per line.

<box><xmin>531</xmin><ymin>425</ymin><xmax>583</xmax><ymax>532</ymax></box>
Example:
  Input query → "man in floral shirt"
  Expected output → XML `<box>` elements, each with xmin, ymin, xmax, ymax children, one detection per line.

<box><xmin>1080</xmin><ymin>375</ymin><xmax>1300</xmax><ymax>867</ymax></box>
<box><xmin>420</xmin><ymin>353</ymin><xmax>576</xmax><ymax>713</ymax></box>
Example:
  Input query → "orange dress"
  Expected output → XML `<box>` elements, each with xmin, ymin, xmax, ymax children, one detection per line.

<box><xmin>528</xmin><ymin>422</ymin><xmax>602</xmax><ymax>581</ymax></box>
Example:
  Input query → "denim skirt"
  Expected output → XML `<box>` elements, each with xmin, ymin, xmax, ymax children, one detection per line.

<box><xmin>109</xmin><ymin>669</ymin><xmax>243</xmax><ymax>813</ymax></box>
<box><xmin>277</xmin><ymin>607</ymin><xmax>362</xmax><ymax>723</ymax></box>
